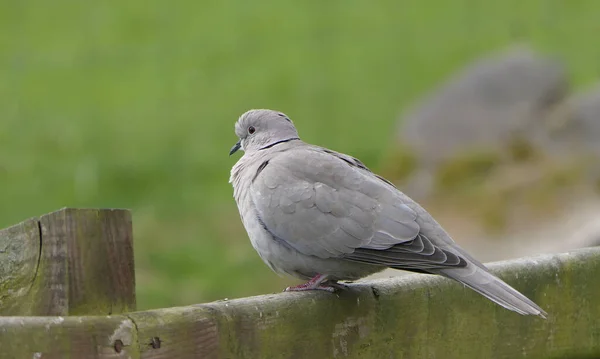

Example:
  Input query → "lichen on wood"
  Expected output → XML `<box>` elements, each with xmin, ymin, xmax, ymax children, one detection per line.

<box><xmin>0</xmin><ymin>218</ymin><xmax>40</xmax><ymax>315</ymax></box>
<box><xmin>0</xmin><ymin>316</ymin><xmax>138</xmax><ymax>359</ymax></box>
<box><xmin>0</xmin><ymin>208</ymin><xmax>136</xmax><ymax>316</ymax></box>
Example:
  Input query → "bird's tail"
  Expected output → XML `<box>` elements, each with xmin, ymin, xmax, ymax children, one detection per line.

<box><xmin>438</xmin><ymin>264</ymin><xmax>547</xmax><ymax>318</ymax></box>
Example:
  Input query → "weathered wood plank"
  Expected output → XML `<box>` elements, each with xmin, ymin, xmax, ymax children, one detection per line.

<box><xmin>0</xmin><ymin>208</ymin><xmax>135</xmax><ymax>315</ymax></box>
<box><xmin>128</xmin><ymin>247</ymin><xmax>600</xmax><ymax>359</ymax></box>
<box><xmin>1</xmin><ymin>248</ymin><xmax>599</xmax><ymax>358</ymax></box>
<box><xmin>129</xmin><ymin>305</ymin><xmax>220</xmax><ymax>358</ymax></box>
<box><xmin>0</xmin><ymin>218</ymin><xmax>41</xmax><ymax>314</ymax></box>
<box><xmin>39</xmin><ymin>208</ymin><xmax>136</xmax><ymax>315</ymax></box>
<box><xmin>0</xmin><ymin>315</ymin><xmax>138</xmax><ymax>359</ymax></box>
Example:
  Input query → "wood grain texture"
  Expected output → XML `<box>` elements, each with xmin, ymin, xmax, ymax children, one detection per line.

<box><xmin>0</xmin><ymin>218</ymin><xmax>41</xmax><ymax>315</ymax></box>
<box><xmin>0</xmin><ymin>315</ymin><xmax>138</xmax><ymax>359</ymax></box>
<box><xmin>0</xmin><ymin>208</ymin><xmax>135</xmax><ymax>315</ymax></box>
<box><xmin>128</xmin><ymin>305</ymin><xmax>220</xmax><ymax>359</ymax></box>
<box><xmin>39</xmin><ymin>208</ymin><xmax>136</xmax><ymax>315</ymax></box>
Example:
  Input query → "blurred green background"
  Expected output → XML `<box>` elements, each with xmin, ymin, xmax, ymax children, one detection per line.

<box><xmin>1</xmin><ymin>0</ymin><xmax>599</xmax><ymax>310</ymax></box>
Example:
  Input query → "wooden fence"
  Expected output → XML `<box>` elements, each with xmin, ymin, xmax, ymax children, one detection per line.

<box><xmin>1</xmin><ymin>208</ymin><xmax>599</xmax><ymax>359</ymax></box>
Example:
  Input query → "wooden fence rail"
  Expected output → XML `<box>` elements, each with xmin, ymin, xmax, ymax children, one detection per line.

<box><xmin>1</xmin><ymin>209</ymin><xmax>599</xmax><ymax>359</ymax></box>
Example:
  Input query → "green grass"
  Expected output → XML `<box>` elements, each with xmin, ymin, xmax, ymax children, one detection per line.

<box><xmin>1</xmin><ymin>0</ymin><xmax>599</xmax><ymax>310</ymax></box>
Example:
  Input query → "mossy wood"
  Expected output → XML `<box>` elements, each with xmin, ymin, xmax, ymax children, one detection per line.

<box><xmin>0</xmin><ymin>208</ymin><xmax>135</xmax><ymax>316</ymax></box>
<box><xmin>1</xmin><ymin>248</ymin><xmax>599</xmax><ymax>359</ymax></box>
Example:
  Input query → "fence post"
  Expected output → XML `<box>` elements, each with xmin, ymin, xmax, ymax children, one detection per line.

<box><xmin>0</xmin><ymin>208</ymin><xmax>135</xmax><ymax>316</ymax></box>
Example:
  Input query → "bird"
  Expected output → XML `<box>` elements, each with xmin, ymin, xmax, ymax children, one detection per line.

<box><xmin>229</xmin><ymin>109</ymin><xmax>547</xmax><ymax>318</ymax></box>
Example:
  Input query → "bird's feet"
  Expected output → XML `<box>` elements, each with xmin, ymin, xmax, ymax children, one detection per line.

<box><xmin>284</xmin><ymin>274</ymin><xmax>348</xmax><ymax>293</ymax></box>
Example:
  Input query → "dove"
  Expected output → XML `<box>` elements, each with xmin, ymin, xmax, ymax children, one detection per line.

<box><xmin>229</xmin><ymin>109</ymin><xmax>547</xmax><ymax>317</ymax></box>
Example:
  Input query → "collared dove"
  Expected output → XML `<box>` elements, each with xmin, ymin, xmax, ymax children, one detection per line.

<box><xmin>229</xmin><ymin>109</ymin><xmax>547</xmax><ymax>317</ymax></box>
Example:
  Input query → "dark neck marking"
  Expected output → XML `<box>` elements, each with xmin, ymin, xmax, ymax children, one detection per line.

<box><xmin>259</xmin><ymin>137</ymin><xmax>299</xmax><ymax>151</ymax></box>
<box><xmin>252</xmin><ymin>160</ymin><xmax>269</xmax><ymax>183</ymax></box>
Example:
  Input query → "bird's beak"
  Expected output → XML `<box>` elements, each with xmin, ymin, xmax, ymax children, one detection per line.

<box><xmin>229</xmin><ymin>141</ymin><xmax>241</xmax><ymax>156</ymax></box>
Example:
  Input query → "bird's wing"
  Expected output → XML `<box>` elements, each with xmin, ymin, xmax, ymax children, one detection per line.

<box><xmin>250</xmin><ymin>145</ymin><xmax>466</xmax><ymax>269</ymax></box>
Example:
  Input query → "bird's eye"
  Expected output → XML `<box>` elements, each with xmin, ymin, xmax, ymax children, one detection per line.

<box><xmin>248</xmin><ymin>126</ymin><xmax>256</xmax><ymax>135</ymax></box>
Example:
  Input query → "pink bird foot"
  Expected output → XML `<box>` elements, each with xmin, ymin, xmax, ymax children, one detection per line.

<box><xmin>284</xmin><ymin>274</ymin><xmax>346</xmax><ymax>293</ymax></box>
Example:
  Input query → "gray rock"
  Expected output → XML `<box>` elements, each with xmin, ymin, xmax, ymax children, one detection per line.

<box><xmin>566</xmin><ymin>84</ymin><xmax>600</xmax><ymax>155</ymax></box>
<box><xmin>397</xmin><ymin>45</ymin><xmax>568</xmax><ymax>169</ymax></box>
<box><xmin>530</xmin><ymin>84</ymin><xmax>600</xmax><ymax>184</ymax></box>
